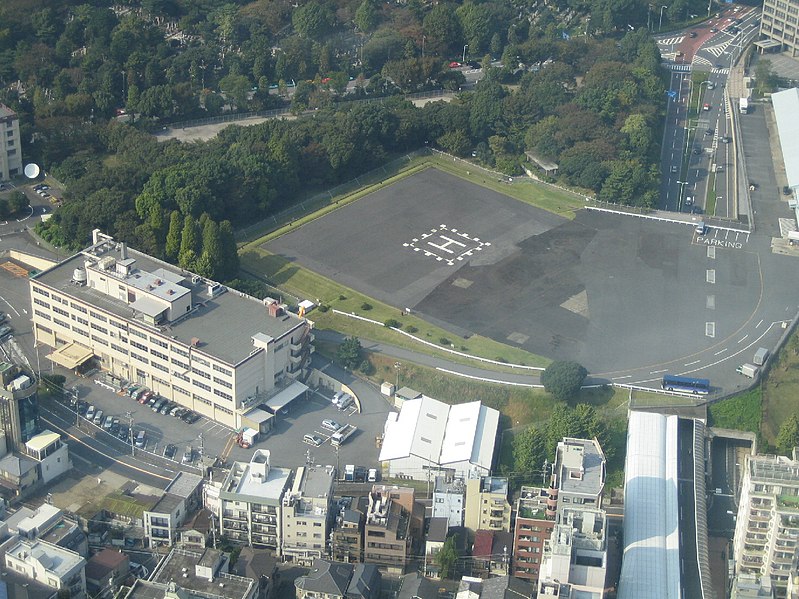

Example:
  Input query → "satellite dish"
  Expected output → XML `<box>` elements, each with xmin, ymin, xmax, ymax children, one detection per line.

<box><xmin>24</xmin><ymin>163</ymin><xmax>40</xmax><ymax>179</ymax></box>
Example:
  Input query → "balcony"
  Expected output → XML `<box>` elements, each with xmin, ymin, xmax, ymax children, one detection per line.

<box><xmin>777</xmin><ymin>495</ymin><xmax>799</xmax><ymax>512</ymax></box>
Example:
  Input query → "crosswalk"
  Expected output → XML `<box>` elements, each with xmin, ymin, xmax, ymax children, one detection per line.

<box><xmin>657</xmin><ymin>36</ymin><xmax>685</xmax><ymax>46</ymax></box>
<box><xmin>706</xmin><ymin>40</ymin><xmax>732</xmax><ymax>57</ymax></box>
<box><xmin>671</xmin><ymin>64</ymin><xmax>692</xmax><ymax>72</ymax></box>
<box><xmin>711</xmin><ymin>67</ymin><xmax>729</xmax><ymax>75</ymax></box>
<box><xmin>693</xmin><ymin>56</ymin><xmax>713</xmax><ymax>67</ymax></box>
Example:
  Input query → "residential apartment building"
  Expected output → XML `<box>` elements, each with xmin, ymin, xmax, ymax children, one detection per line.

<box><xmin>758</xmin><ymin>0</ymin><xmax>799</xmax><ymax>57</ymax></box>
<box><xmin>537</xmin><ymin>509</ymin><xmax>608</xmax><ymax>598</ymax></box>
<box><xmin>512</xmin><ymin>486</ymin><xmax>557</xmax><ymax>583</ymax></box>
<box><xmin>552</xmin><ymin>438</ymin><xmax>606</xmax><ymax>513</ymax></box>
<box><xmin>433</xmin><ymin>476</ymin><xmax>466</xmax><ymax>527</ymax></box>
<box><xmin>733</xmin><ymin>451</ymin><xmax>799</xmax><ymax>597</ymax></box>
<box><xmin>424</xmin><ymin>517</ymin><xmax>449</xmax><ymax>578</ymax></box>
<box><xmin>281</xmin><ymin>464</ymin><xmax>335</xmax><ymax>565</ymax></box>
<box><xmin>143</xmin><ymin>471</ymin><xmax>203</xmax><ymax>548</ymax></box>
<box><xmin>0</xmin><ymin>104</ymin><xmax>22</xmax><ymax>181</ymax></box>
<box><xmin>464</xmin><ymin>477</ymin><xmax>511</xmax><ymax>533</ymax></box>
<box><xmin>3</xmin><ymin>537</ymin><xmax>86</xmax><ymax>598</ymax></box>
<box><xmin>331</xmin><ymin>508</ymin><xmax>364</xmax><ymax>563</ymax></box>
<box><xmin>29</xmin><ymin>230</ymin><xmax>314</xmax><ymax>429</ymax></box>
<box><xmin>472</xmin><ymin>529</ymin><xmax>513</xmax><ymax>578</ymax></box>
<box><xmin>364</xmin><ymin>489</ymin><xmax>412</xmax><ymax>574</ymax></box>
<box><xmin>219</xmin><ymin>450</ymin><xmax>292</xmax><ymax>550</ymax></box>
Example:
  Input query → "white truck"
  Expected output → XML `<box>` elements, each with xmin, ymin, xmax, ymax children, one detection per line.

<box><xmin>753</xmin><ymin>347</ymin><xmax>770</xmax><ymax>366</ymax></box>
<box><xmin>736</xmin><ymin>363</ymin><xmax>759</xmax><ymax>378</ymax></box>
<box><xmin>739</xmin><ymin>97</ymin><xmax>749</xmax><ymax>114</ymax></box>
<box><xmin>331</xmin><ymin>424</ymin><xmax>357</xmax><ymax>447</ymax></box>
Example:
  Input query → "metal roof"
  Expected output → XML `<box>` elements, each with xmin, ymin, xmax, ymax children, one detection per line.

<box><xmin>617</xmin><ymin>411</ymin><xmax>680</xmax><ymax>599</ymax></box>
<box><xmin>378</xmin><ymin>396</ymin><xmax>498</xmax><ymax>472</ymax></box>
<box><xmin>772</xmin><ymin>88</ymin><xmax>799</xmax><ymax>190</ymax></box>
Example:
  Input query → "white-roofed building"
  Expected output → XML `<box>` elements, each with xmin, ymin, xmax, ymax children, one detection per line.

<box><xmin>617</xmin><ymin>411</ymin><xmax>680</xmax><ymax>599</ymax></box>
<box><xmin>378</xmin><ymin>396</ymin><xmax>499</xmax><ymax>481</ymax></box>
<box><xmin>3</xmin><ymin>538</ymin><xmax>86</xmax><ymax>598</ymax></box>
<box><xmin>772</xmin><ymin>88</ymin><xmax>799</xmax><ymax>201</ymax></box>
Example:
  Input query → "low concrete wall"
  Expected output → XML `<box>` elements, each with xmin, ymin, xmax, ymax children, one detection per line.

<box><xmin>8</xmin><ymin>249</ymin><xmax>57</xmax><ymax>272</ymax></box>
<box><xmin>307</xmin><ymin>369</ymin><xmax>361</xmax><ymax>413</ymax></box>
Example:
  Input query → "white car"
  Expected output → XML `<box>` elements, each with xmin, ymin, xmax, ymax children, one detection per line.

<box><xmin>321</xmin><ymin>419</ymin><xmax>341</xmax><ymax>432</ymax></box>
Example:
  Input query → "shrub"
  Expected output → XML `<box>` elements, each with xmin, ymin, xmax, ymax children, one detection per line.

<box><xmin>384</xmin><ymin>318</ymin><xmax>401</xmax><ymax>328</ymax></box>
<box><xmin>541</xmin><ymin>360</ymin><xmax>588</xmax><ymax>401</ymax></box>
<box><xmin>338</xmin><ymin>294</ymin><xmax>347</xmax><ymax>300</ymax></box>
<box><xmin>405</xmin><ymin>325</ymin><xmax>418</xmax><ymax>334</ymax></box>
<box><xmin>359</xmin><ymin>360</ymin><xmax>375</xmax><ymax>375</ymax></box>
<box><xmin>317</xmin><ymin>304</ymin><xmax>329</xmax><ymax>312</ymax></box>
<box><xmin>361</xmin><ymin>302</ymin><xmax>372</xmax><ymax>310</ymax></box>
<box><xmin>440</xmin><ymin>337</ymin><xmax>451</xmax><ymax>346</ymax></box>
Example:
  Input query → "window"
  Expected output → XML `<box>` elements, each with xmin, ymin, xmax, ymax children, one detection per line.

<box><xmin>33</xmin><ymin>297</ymin><xmax>50</xmax><ymax>309</ymax></box>
<box><xmin>34</xmin><ymin>309</ymin><xmax>51</xmax><ymax>320</ymax></box>
<box><xmin>91</xmin><ymin>323</ymin><xmax>108</xmax><ymax>335</ymax></box>
<box><xmin>130</xmin><ymin>328</ymin><xmax>146</xmax><ymax>339</ymax></box>
<box><xmin>191</xmin><ymin>366</ymin><xmax>210</xmax><ymax>379</ymax></box>
<box><xmin>214</xmin><ymin>376</ymin><xmax>232</xmax><ymax>389</ymax></box>
<box><xmin>131</xmin><ymin>340</ymin><xmax>147</xmax><ymax>352</ymax></box>
<box><xmin>90</xmin><ymin>311</ymin><xmax>107</xmax><ymax>322</ymax></box>
<box><xmin>214</xmin><ymin>389</ymin><xmax>232</xmax><ymax>401</ymax></box>
<box><xmin>70</xmin><ymin>302</ymin><xmax>88</xmax><ymax>314</ymax></box>
<box><xmin>213</xmin><ymin>363</ymin><xmax>232</xmax><ymax>376</ymax></box>
<box><xmin>33</xmin><ymin>287</ymin><xmax>50</xmax><ymax>298</ymax></box>
<box><xmin>194</xmin><ymin>380</ymin><xmax>211</xmax><ymax>392</ymax></box>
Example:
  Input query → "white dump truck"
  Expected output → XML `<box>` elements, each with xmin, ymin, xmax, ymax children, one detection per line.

<box><xmin>736</xmin><ymin>363</ymin><xmax>759</xmax><ymax>378</ymax></box>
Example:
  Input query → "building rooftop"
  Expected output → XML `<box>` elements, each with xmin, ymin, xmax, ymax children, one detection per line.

<box><xmin>221</xmin><ymin>450</ymin><xmax>291</xmax><ymax>505</ymax></box>
<box><xmin>0</xmin><ymin>104</ymin><xmax>16</xmax><ymax>119</ymax></box>
<box><xmin>379</xmin><ymin>396</ymin><xmax>499</xmax><ymax>473</ymax></box>
<box><xmin>772</xmin><ymin>87</ymin><xmax>799</xmax><ymax>190</ymax></box>
<box><xmin>4</xmin><ymin>504</ymin><xmax>61</xmax><ymax>538</ymax></box>
<box><xmin>434</xmin><ymin>476</ymin><xmax>465</xmax><ymax>495</ymax></box>
<box><xmin>151</xmin><ymin>548</ymin><xmax>254</xmax><ymax>599</ymax></box>
<box><xmin>0</xmin><ymin>569</ymin><xmax>58</xmax><ymax>599</ymax></box>
<box><xmin>148</xmin><ymin>493</ymin><xmax>183</xmax><ymax>515</ymax></box>
<box><xmin>427</xmin><ymin>517</ymin><xmax>449</xmax><ymax>543</ymax></box>
<box><xmin>85</xmin><ymin>548</ymin><xmax>128</xmax><ymax>581</ymax></box>
<box><xmin>479</xmin><ymin>477</ymin><xmax>508</xmax><ymax>495</ymax></box>
<box><xmin>0</xmin><ymin>454</ymin><xmax>38</xmax><ymax>477</ymax></box>
<box><xmin>32</xmin><ymin>232</ymin><xmax>308</xmax><ymax>366</ymax></box>
<box><xmin>164</xmin><ymin>472</ymin><xmax>203</xmax><ymax>499</ymax></box>
<box><xmin>294</xmin><ymin>559</ymin><xmax>352</xmax><ymax>595</ymax></box>
<box><xmin>287</xmin><ymin>465</ymin><xmax>334</xmax><ymax>504</ymax></box>
<box><xmin>5</xmin><ymin>538</ymin><xmax>84</xmax><ymax>579</ymax></box>
<box><xmin>748</xmin><ymin>453</ymin><xmax>799</xmax><ymax>484</ymax></box>
<box><xmin>347</xmin><ymin>563</ymin><xmax>381</xmax><ymax>599</ymax></box>
<box><xmin>479</xmin><ymin>575</ymin><xmax>536</xmax><ymax>599</ymax></box>
<box><xmin>472</xmin><ymin>530</ymin><xmax>494</xmax><ymax>558</ymax></box>
<box><xmin>555</xmin><ymin>437</ymin><xmax>606</xmax><ymax>497</ymax></box>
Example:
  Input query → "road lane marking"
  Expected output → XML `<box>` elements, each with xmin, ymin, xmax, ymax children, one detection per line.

<box><xmin>706</xmin><ymin>322</ymin><xmax>716</xmax><ymax>337</ymax></box>
<box><xmin>707</xmin><ymin>295</ymin><xmax>715</xmax><ymax>310</ymax></box>
<box><xmin>707</xmin><ymin>269</ymin><xmax>716</xmax><ymax>284</ymax></box>
<box><xmin>650</xmin><ymin>369</ymin><xmax>668</xmax><ymax>374</ymax></box>
<box><xmin>714</xmin><ymin>348</ymin><xmax>728</xmax><ymax>356</ymax></box>
<box><xmin>611</xmin><ymin>375</ymin><xmax>632</xmax><ymax>380</ymax></box>
<box><xmin>684</xmin><ymin>360</ymin><xmax>701</xmax><ymax>366</ymax></box>
<box><xmin>738</xmin><ymin>334</ymin><xmax>748</xmax><ymax>343</ymax></box>
<box><xmin>756</xmin><ymin>319</ymin><xmax>763</xmax><ymax>328</ymax></box>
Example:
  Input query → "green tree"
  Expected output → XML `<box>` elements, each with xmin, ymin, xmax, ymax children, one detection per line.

<box><xmin>178</xmin><ymin>214</ymin><xmax>200</xmax><ymax>270</ymax></box>
<box><xmin>292</xmin><ymin>1</ymin><xmax>335</xmax><ymax>39</ymax></box>
<box><xmin>436</xmin><ymin>535</ymin><xmax>459</xmax><ymax>579</ymax></box>
<box><xmin>337</xmin><ymin>337</ymin><xmax>362</xmax><ymax>370</ymax></box>
<box><xmin>165</xmin><ymin>210</ymin><xmax>182</xmax><ymax>262</ymax></box>
<box><xmin>219</xmin><ymin>74</ymin><xmax>251</xmax><ymax>110</ymax></box>
<box><xmin>217</xmin><ymin>220</ymin><xmax>240</xmax><ymax>280</ymax></box>
<box><xmin>513</xmin><ymin>426</ymin><xmax>547</xmax><ymax>478</ymax></box>
<box><xmin>354</xmin><ymin>0</ymin><xmax>379</xmax><ymax>33</ymax></box>
<box><xmin>436</xmin><ymin>129</ymin><xmax>471</xmax><ymax>156</ymax></box>
<box><xmin>541</xmin><ymin>360</ymin><xmax>588</xmax><ymax>401</ymax></box>
<box><xmin>777</xmin><ymin>414</ymin><xmax>799</xmax><ymax>456</ymax></box>
<box><xmin>423</xmin><ymin>4</ymin><xmax>462</xmax><ymax>56</ymax></box>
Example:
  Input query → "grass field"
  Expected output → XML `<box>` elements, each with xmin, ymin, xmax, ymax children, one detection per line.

<box><xmin>708</xmin><ymin>389</ymin><xmax>761</xmax><ymax>435</ymax></box>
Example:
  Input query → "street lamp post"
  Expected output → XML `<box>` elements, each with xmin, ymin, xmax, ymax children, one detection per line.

<box><xmin>462</xmin><ymin>44</ymin><xmax>468</xmax><ymax>63</ymax></box>
<box><xmin>422</xmin><ymin>35</ymin><xmax>426</xmax><ymax>58</ymax></box>
<box><xmin>394</xmin><ymin>361</ymin><xmax>401</xmax><ymax>390</ymax></box>
<box><xmin>659</xmin><ymin>5</ymin><xmax>668</xmax><ymax>31</ymax></box>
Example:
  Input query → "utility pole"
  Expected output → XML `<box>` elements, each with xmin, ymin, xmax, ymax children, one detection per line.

<box><xmin>659</xmin><ymin>5</ymin><xmax>668</xmax><ymax>31</ymax></box>
<box><xmin>126</xmin><ymin>411</ymin><xmax>134</xmax><ymax>456</ymax></box>
<box><xmin>394</xmin><ymin>362</ymin><xmax>401</xmax><ymax>391</ymax></box>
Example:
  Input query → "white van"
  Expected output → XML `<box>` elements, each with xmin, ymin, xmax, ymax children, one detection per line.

<box><xmin>332</xmin><ymin>391</ymin><xmax>344</xmax><ymax>406</ymax></box>
<box><xmin>367</xmin><ymin>468</ymin><xmax>378</xmax><ymax>482</ymax></box>
<box><xmin>337</xmin><ymin>395</ymin><xmax>354</xmax><ymax>411</ymax></box>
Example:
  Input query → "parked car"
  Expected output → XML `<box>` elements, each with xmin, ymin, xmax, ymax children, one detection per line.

<box><xmin>303</xmin><ymin>434</ymin><xmax>323</xmax><ymax>447</ymax></box>
<box><xmin>147</xmin><ymin>394</ymin><xmax>159</xmax><ymax>407</ymax></box>
<box><xmin>127</xmin><ymin>385</ymin><xmax>141</xmax><ymax>398</ymax></box>
<box><xmin>93</xmin><ymin>410</ymin><xmax>104</xmax><ymax>425</ymax></box>
<box><xmin>102</xmin><ymin>415</ymin><xmax>114</xmax><ymax>429</ymax></box>
<box><xmin>182</xmin><ymin>447</ymin><xmax>193</xmax><ymax>464</ymax></box>
<box><xmin>151</xmin><ymin>398</ymin><xmax>166</xmax><ymax>412</ymax></box>
<box><xmin>134</xmin><ymin>430</ymin><xmax>147</xmax><ymax>448</ymax></box>
<box><xmin>86</xmin><ymin>405</ymin><xmax>96</xmax><ymax>421</ymax></box>
<box><xmin>159</xmin><ymin>402</ymin><xmax>174</xmax><ymax>415</ymax></box>
<box><xmin>170</xmin><ymin>406</ymin><xmax>184</xmax><ymax>417</ymax></box>
<box><xmin>321</xmin><ymin>419</ymin><xmax>341</xmax><ymax>432</ymax></box>
<box><xmin>76</xmin><ymin>400</ymin><xmax>89</xmax><ymax>416</ymax></box>
<box><xmin>337</xmin><ymin>395</ymin><xmax>354</xmax><ymax>411</ymax></box>
<box><xmin>118</xmin><ymin>425</ymin><xmax>130</xmax><ymax>442</ymax></box>
<box><xmin>0</xmin><ymin>325</ymin><xmax>12</xmax><ymax>339</ymax></box>
<box><xmin>164</xmin><ymin>444</ymin><xmax>177</xmax><ymax>459</ymax></box>
<box><xmin>182</xmin><ymin>411</ymin><xmax>200</xmax><ymax>424</ymax></box>
<box><xmin>110</xmin><ymin>418</ymin><xmax>120</xmax><ymax>435</ymax></box>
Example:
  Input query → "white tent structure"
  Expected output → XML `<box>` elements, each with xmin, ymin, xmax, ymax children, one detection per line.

<box><xmin>378</xmin><ymin>396</ymin><xmax>499</xmax><ymax>481</ymax></box>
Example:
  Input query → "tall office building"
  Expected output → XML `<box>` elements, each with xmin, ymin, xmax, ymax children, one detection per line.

<box><xmin>758</xmin><ymin>0</ymin><xmax>799</xmax><ymax>57</ymax></box>
<box><xmin>0</xmin><ymin>104</ymin><xmax>22</xmax><ymax>181</ymax></box>
<box><xmin>733</xmin><ymin>450</ymin><xmax>799</xmax><ymax>597</ymax></box>
<box><xmin>29</xmin><ymin>230</ymin><xmax>314</xmax><ymax>429</ymax></box>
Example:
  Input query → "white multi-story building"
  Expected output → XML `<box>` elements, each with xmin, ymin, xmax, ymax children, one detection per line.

<box><xmin>537</xmin><ymin>508</ymin><xmax>608</xmax><ymax>599</ymax></box>
<box><xmin>758</xmin><ymin>0</ymin><xmax>799</xmax><ymax>57</ymax></box>
<box><xmin>3</xmin><ymin>537</ymin><xmax>86</xmax><ymax>598</ymax></box>
<box><xmin>29</xmin><ymin>230</ymin><xmax>314</xmax><ymax>429</ymax></box>
<box><xmin>432</xmin><ymin>476</ymin><xmax>465</xmax><ymax>527</ymax></box>
<box><xmin>733</xmin><ymin>451</ymin><xmax>799</xmax><ymax>597</ymax></box>
<box><xmin>219</xmin><ymin>450</ymin><xmax>292</xmax><ymax>550</ymax></box>
<box><xmin>0</xmin><ymin>104</ymin><xmax>22</xmax><ymax>181</ymax></box>
<box><xmin>282</xmin><ymin>464</ymin><xmax>335</xmax><ymax>565</ymax></box>
<box><xmin>143</xmin><ymin>471</ymin><xmax>203</xmax><ymax>548</ymax></box>
<box><xmin>552</xmin><ymin>437</ymin><xmax>606</xmax><ymax>513</ymax></box>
